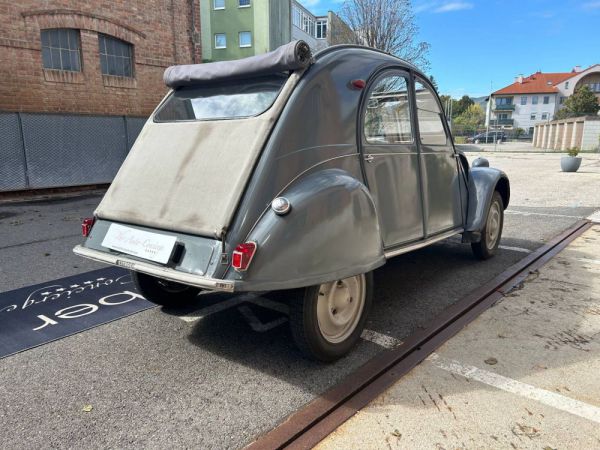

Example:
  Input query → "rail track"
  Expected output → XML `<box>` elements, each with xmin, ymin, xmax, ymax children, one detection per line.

<box><xmin>246</xmin><ymin>219</ymin><xmax>593</xmax><ymax>450</ymax></box>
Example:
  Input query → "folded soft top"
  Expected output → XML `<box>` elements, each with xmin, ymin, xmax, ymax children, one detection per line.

<box><xmin>164</xmin><ymin>40</ymin><xmax>312</xmax><ymax>88</ymax></box>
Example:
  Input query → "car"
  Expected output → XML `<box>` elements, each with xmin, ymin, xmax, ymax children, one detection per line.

<box><xmin>74</xmin><ymin>41</ymin><xmax>510</xmax><ymax>362</ymax></box>
<box><xmin>466</xmin><ymin>131</ymin><xmax>507</xmax><ymax>144</ymax></box>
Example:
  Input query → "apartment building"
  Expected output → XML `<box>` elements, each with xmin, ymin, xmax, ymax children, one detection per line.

<box><xmin>487</xmin><ymin>65</ymin><xmax>600</xmax><ymax>135</ymax></box>
<box><xmin>200</xmin><ymin>0</ymin><xmax>352</xmax><ymax>62</ymax></box>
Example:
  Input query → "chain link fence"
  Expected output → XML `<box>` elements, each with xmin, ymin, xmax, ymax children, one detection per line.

<box><xmin>0</xmin><ymin>112</ymin><xmax>146</xmax><ymax>192</ymax></box>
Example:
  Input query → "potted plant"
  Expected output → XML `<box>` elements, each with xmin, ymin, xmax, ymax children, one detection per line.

<box><xmin>561</xmin><ymin>147</ymin><xmax>582</xmax><ymax>172</ymax></box>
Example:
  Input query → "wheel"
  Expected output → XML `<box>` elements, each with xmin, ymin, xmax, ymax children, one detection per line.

<box><xmin>289</xmin><ymin>273</ymin><xmax>373</xmax><ymax>362</ymax></box>
<box><xmin>131</xmin><ymin>271</ymin><xmax>201</xmax><ymax>307</ymax></box>
<box><xmin>471</xmin><ymin>191</ymin><xmax>504</xmax><ymax>260</ymax></box>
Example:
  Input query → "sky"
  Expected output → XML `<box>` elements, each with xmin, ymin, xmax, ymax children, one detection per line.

<box><xmin>297</xmin><ymin>0</ymin><xmax>600</xmax><ymax>98</ymax></box>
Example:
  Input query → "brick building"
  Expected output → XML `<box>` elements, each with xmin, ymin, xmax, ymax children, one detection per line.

<box><xmin>0</xmin><ymin>1</ymin><xmax>201</xmax><ymax>192</ymax></box>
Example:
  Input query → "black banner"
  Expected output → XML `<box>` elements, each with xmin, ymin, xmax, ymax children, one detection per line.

<box><xmin>0</xmin><ymin>267</ymin><xmax>154</xmax><ymax>359</ymax></box>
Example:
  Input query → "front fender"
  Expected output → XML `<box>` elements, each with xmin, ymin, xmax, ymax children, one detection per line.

<box><xmin>465</xmin><ymin>167</ymin><xmax>510</xmax><ymax>235</ymax></box>
<box><xmin>231</xmin><ymin>169</ymin><xmax>385</xmax><ymax>291</ymax></box>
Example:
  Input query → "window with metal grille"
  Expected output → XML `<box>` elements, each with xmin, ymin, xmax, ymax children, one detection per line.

<box><xmin>98</xmin><ymin>34</ymin><xmax>133</xmax><ymax>78</ymax></box>
<box><xmin>40</xmin><ymin>29</ymin><xmax>81</xmax><ymax>72</ymax></box>
<box><xmin>239</xmin><ymin>0</ymin><xmax>250</xmax><ymax>6</ymax></box>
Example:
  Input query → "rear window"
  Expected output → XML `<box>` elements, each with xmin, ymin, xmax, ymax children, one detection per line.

<box><xmin>154</xmin><ymin>74</ymin><xmax>288</xmax><ymax>122</ymax></box>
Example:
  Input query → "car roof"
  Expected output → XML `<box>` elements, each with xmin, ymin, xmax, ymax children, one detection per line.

<box><xmin>313</xmin><ymin>45</ymin><xmax>430</xmax><ymax>82</ymax></box>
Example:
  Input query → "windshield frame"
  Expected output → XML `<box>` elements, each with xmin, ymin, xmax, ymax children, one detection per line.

<box><xmin>152</xmin><ymin>73</ymin><xmax>289</xmax><ymax>123</ymax></box>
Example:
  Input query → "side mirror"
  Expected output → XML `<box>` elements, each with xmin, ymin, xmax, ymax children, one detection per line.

<box><xmin>472</xmin><ymin>157</ymin><xmax>489</xmax><ymax>168</ymax></box>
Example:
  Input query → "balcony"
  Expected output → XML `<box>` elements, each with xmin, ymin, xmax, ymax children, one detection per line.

<box><xmin>493</xmin><ymin>118</ymin><xmax>514</xmax><ymax>126</ymax></box>
<box><xmin>494</xmin><ymin>104</ymin><xmax>515</xmax><ymax>111</ymax></box>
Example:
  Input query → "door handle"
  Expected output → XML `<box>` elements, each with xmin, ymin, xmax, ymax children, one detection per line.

<box><xmin>364</xmin><ymin>154</ymin><xmax>375</xmax><ymax>163</ymax></box>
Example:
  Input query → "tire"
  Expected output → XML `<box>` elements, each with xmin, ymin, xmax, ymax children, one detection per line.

<box><xmin>131</xmin><ymin>271</ymin><xmax>201</xmax><ymax>307</ymax></box>
<box><xmin>289</xmin><ymin>272</ymin><xmax>373</xmax><ymax>362</ymax></box>
<box><xmin>471</xmin><ymin>191</ymin><xmax>504</xmax><ymax>260</ymax></box>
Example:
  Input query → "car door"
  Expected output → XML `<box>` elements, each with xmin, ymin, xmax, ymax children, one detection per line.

<box><xmin>361</xmin><ymin>70</ymin><xmax>424</xmax><ymax>248</ymax></box>
<box><xmin>413</xmin><ymin>77</ymin><xmax>463</xmax><ymax>236</ymax></box>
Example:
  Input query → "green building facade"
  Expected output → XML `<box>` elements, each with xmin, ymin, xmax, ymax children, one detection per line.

<box><xmin>200</xmin><ymin>0</ymin><xmax>291</xmax><ymax>62</ymax></box>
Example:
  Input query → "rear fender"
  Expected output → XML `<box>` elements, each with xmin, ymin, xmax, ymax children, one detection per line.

<box><xmin>464</xmin><ymin>167</ymin><xmax>510</xmax><ymax>239</ymax></box>
<box><xmin>230</xmin><ymin>169</ymin><xmax>385</xmax><ymax>291</ymax></box>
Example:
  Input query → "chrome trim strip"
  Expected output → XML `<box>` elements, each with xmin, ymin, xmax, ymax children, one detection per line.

<box><xmin>384</xmin><ymin>228</ymin><xmax>463</xmax><ymax>259</ymax></box>
<box><xmin>73</xmin><ymin>245</ymin><xmax>235</xmax><ymax>292</ymax></box>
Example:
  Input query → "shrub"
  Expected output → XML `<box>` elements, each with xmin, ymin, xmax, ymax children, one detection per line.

<box><xmin>566</xmin><ymin>147</ymin><xmax>580</xmax><ymax>157</ymax></box>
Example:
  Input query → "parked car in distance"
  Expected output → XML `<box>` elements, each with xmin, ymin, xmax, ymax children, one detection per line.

<box><xmin>74</xmin><ymin>41</ymin><xmax>510</xmax><ymax>362</ymax></box>
<box><xmin>466</xmin><ymin>131</ymin><xmax>507</xmax><ymax>144</ymax></box>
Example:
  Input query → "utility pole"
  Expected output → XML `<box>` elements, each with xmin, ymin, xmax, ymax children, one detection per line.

<box><xmin>486</xmin><ymin>81</ymin><xmax>492</xmax><ymax>146</ymax></box>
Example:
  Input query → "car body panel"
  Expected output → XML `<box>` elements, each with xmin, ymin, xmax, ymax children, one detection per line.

<box><xmin>229</xmin><ymin>168</ymin><xmax>385</xmax><ymax>291</ymax></box>
<box><xmin>465</xmin><ymin>167</ymin><xmax>510</xmax><ymax>234</ymax></box>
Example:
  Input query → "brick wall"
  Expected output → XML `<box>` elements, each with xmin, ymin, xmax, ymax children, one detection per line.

<box><xmin>0</xmin><ymin>1</ymin><xmax>201</xmax><ymax>116</ymax></box>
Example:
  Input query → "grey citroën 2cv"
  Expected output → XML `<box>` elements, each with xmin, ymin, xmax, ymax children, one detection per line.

<box><xmin>75</xmin><ymin>41</ymin><xmax>509</xmax><ymax>361</ymax></box>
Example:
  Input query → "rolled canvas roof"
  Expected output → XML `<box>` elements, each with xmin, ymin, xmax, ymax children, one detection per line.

<box><xmin>164</xmin><ymin>40</ymin><xmax>312</xmax><ymax>88</ymax></box>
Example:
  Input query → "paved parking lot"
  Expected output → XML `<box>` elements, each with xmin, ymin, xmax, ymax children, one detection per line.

<box><xmin>1</xmin><ymin>151</ymin><xmax>599</xmax><ymax>448</ymax></box>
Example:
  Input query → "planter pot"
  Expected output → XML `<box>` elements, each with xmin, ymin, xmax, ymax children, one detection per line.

<box><xmin>561</xmin><ymin>156</ymin><xmax>582</xmax><ymax>172</ymax></box>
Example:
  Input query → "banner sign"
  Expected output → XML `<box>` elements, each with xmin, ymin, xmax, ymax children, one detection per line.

<box><xmin>0</xmin><ymin>267</ymin><xmax>155</xmax><ymax>359</ymax></box>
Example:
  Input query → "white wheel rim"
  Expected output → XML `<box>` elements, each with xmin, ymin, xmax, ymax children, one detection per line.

<box><xmin>486</xmin><ymin>200</ymin><xmax>501</xmax><ymax>250</ymax></box>
<box><xmin>316</xmin><ymin>274</ymin><xmax>366</xmax><ymax>344</ymax></box>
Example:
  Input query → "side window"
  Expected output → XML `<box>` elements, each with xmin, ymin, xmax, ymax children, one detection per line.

<box><xmin>414</xmin><ymin>79</ymin><xmax>448</xmax><ymax>146</ymax></box>
<box><xmin>364</xmin><ymin>74</ymin><xmax>413</xmax><ymax>145</ymax></box>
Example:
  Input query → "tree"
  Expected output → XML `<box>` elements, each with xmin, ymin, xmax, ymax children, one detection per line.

<box><xmin>453</xmin><ymin>95</ymin><xmax>474</xmax><ymax>118</ymax></box>
<box><xmin>339</xmin><ymin>0</ymin><xmax>430</xmax><ymax>70</ymax></box>
<box><xmin>555</xmin><ymin>85</ymin><xmax>600</xmax><ymax>119</ymax></box>
<box><xmin>428</xmin><ymin>75</ymin><xmax>438</xmax><ymax>91</ymax></box>
<box><xmin>453</xmin><ymin>104</ymin><xmax>485</xmax><ymax>134</ymax></box>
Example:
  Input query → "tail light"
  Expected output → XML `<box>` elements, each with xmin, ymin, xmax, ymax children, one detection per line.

<box><xmin>232</xmin><ymin>242</ymin><xmax>257</xmax><ymax>272</ymax></box>
<box><xmin>82</xmin><ymin>217</ymin><xmax>95</xmax><ymax>237</ymax></box>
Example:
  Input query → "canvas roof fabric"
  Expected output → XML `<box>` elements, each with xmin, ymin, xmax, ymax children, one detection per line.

<box><xmin>164</xmin><ymin>40</ymin><xmax>312</xmax><ymax>87</ymax></box>
<box><xmin>95</xmin><ymin>70</ymin><xmax>303</xmax><ymax>239</ymax></box>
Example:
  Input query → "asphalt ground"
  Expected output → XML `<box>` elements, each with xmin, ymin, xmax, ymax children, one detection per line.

<box><xmin>1</xmin><ymin>152</ymin><xmax>599</xmax><ymax>448</ymax></box>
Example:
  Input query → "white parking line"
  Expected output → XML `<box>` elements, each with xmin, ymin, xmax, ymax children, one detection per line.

<box><xmin>506</xmin><ymin>210</ymin><xmax>583</xmax><ymax>219</ymax></box>
<box><xmin>237</xmin><ymin>305</ymin><xmax>288</xmax><ymax>332</ymax></box>
<box><xmin>361</xmin><ymin>329</ymin><xmax>403</xmax><ymax>349</ymax></box>
<box><xmin>428</xmin><ymin>353</ymin><xmax>600</xmax><ymax>424</ymax></box>
<box><xmin>178</xmin><ymin>297</ymin><xmax>246</xmax><ymax>322</ymax></box>
<box><xmin>498</xmin><ymin>245</ymin><xmax>532</xmax><ymax>254</ymax></box>
<box><xmin>588</xmin><ymin>210</ymin><xmax>600</xmax><ymax>223</ymax></box>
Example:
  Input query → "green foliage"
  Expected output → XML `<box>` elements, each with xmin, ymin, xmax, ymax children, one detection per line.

<box><xmin>453</xmin><ymin>95</ymin><xmax>474</xmax><ymax>117</ymax></box>
<box><xmin>453</xmin><ymin>104</ymin><xmax>485</xmax><ymax>134</ymax></box>
<box><xmin>555</xmin><ymin>86</ymin><xmax>600</xmax><ymax>119</ymax></box>
<box><xmin>514</xmin><ymin>128</ymin><xmax>525</xmax><ymax>138</ymax></box>
<box><xmin>566</xmin><ymin>147</ymin><xmax>580</xmax><ymax>157</ymax></box>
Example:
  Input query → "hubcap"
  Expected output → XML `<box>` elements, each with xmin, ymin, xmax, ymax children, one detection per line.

<box><xmin>486</xmin><ymin>200</ymin><xmax>501</xmax><ymax>250</ymax></box>
<box><xmin>316</xmin><ymin>274</ymin><xmax>366</xmax><ymax>344</ymax></box>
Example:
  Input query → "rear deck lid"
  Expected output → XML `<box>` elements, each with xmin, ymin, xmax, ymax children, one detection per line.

<box><xmin>95</xmin><ymin>72</ymin><xmax>300</xmax><ymax>238</ymax></box>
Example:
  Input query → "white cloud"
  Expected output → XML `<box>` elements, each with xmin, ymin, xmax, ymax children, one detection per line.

<box><xmin>414</xmin><ymin>1</ymin><xmax>474</xmax><ymax>14</ymax></box>
<box><xmin>434</xmin><ymin>1</ymin><xmax>474</xmax><ymax>13</ymax></box>
<box><xmin>582</xmin><ymin>1</ymin><xmax>600</xmax><ymax>9</ymax></box>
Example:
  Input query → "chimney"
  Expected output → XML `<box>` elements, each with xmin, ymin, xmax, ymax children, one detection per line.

<box><xmin>514</xmin><ymin>74</ymin><xmax>523</xmax><ymax>84</ymax></box>
<box><xmin>573</xmin><ymin>65</ymin><xmax>582</xmax><ymax>73</ymax></box>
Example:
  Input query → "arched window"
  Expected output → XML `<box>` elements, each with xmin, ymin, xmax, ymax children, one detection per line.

<box><xmin>41</xmin><ymin>29</ymin><xmax>82</xmax><ymax>72</ymax></box>
<box><xmin>98</xmin><ymin>34</ymin><xmax>133</xmax><ymax>77</ymax></box>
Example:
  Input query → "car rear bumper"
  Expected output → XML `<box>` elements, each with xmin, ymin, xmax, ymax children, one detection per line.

<box><xmin>73</xmin><ymin>245</ymin><xmax>236</xmax><ymax>292</ymax></box>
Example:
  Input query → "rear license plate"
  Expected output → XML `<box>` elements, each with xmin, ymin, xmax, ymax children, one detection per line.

<box><xmin>101</xmin><ymin>223</ymin><xmax>177</xmax><ymax>264</ymax></box>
